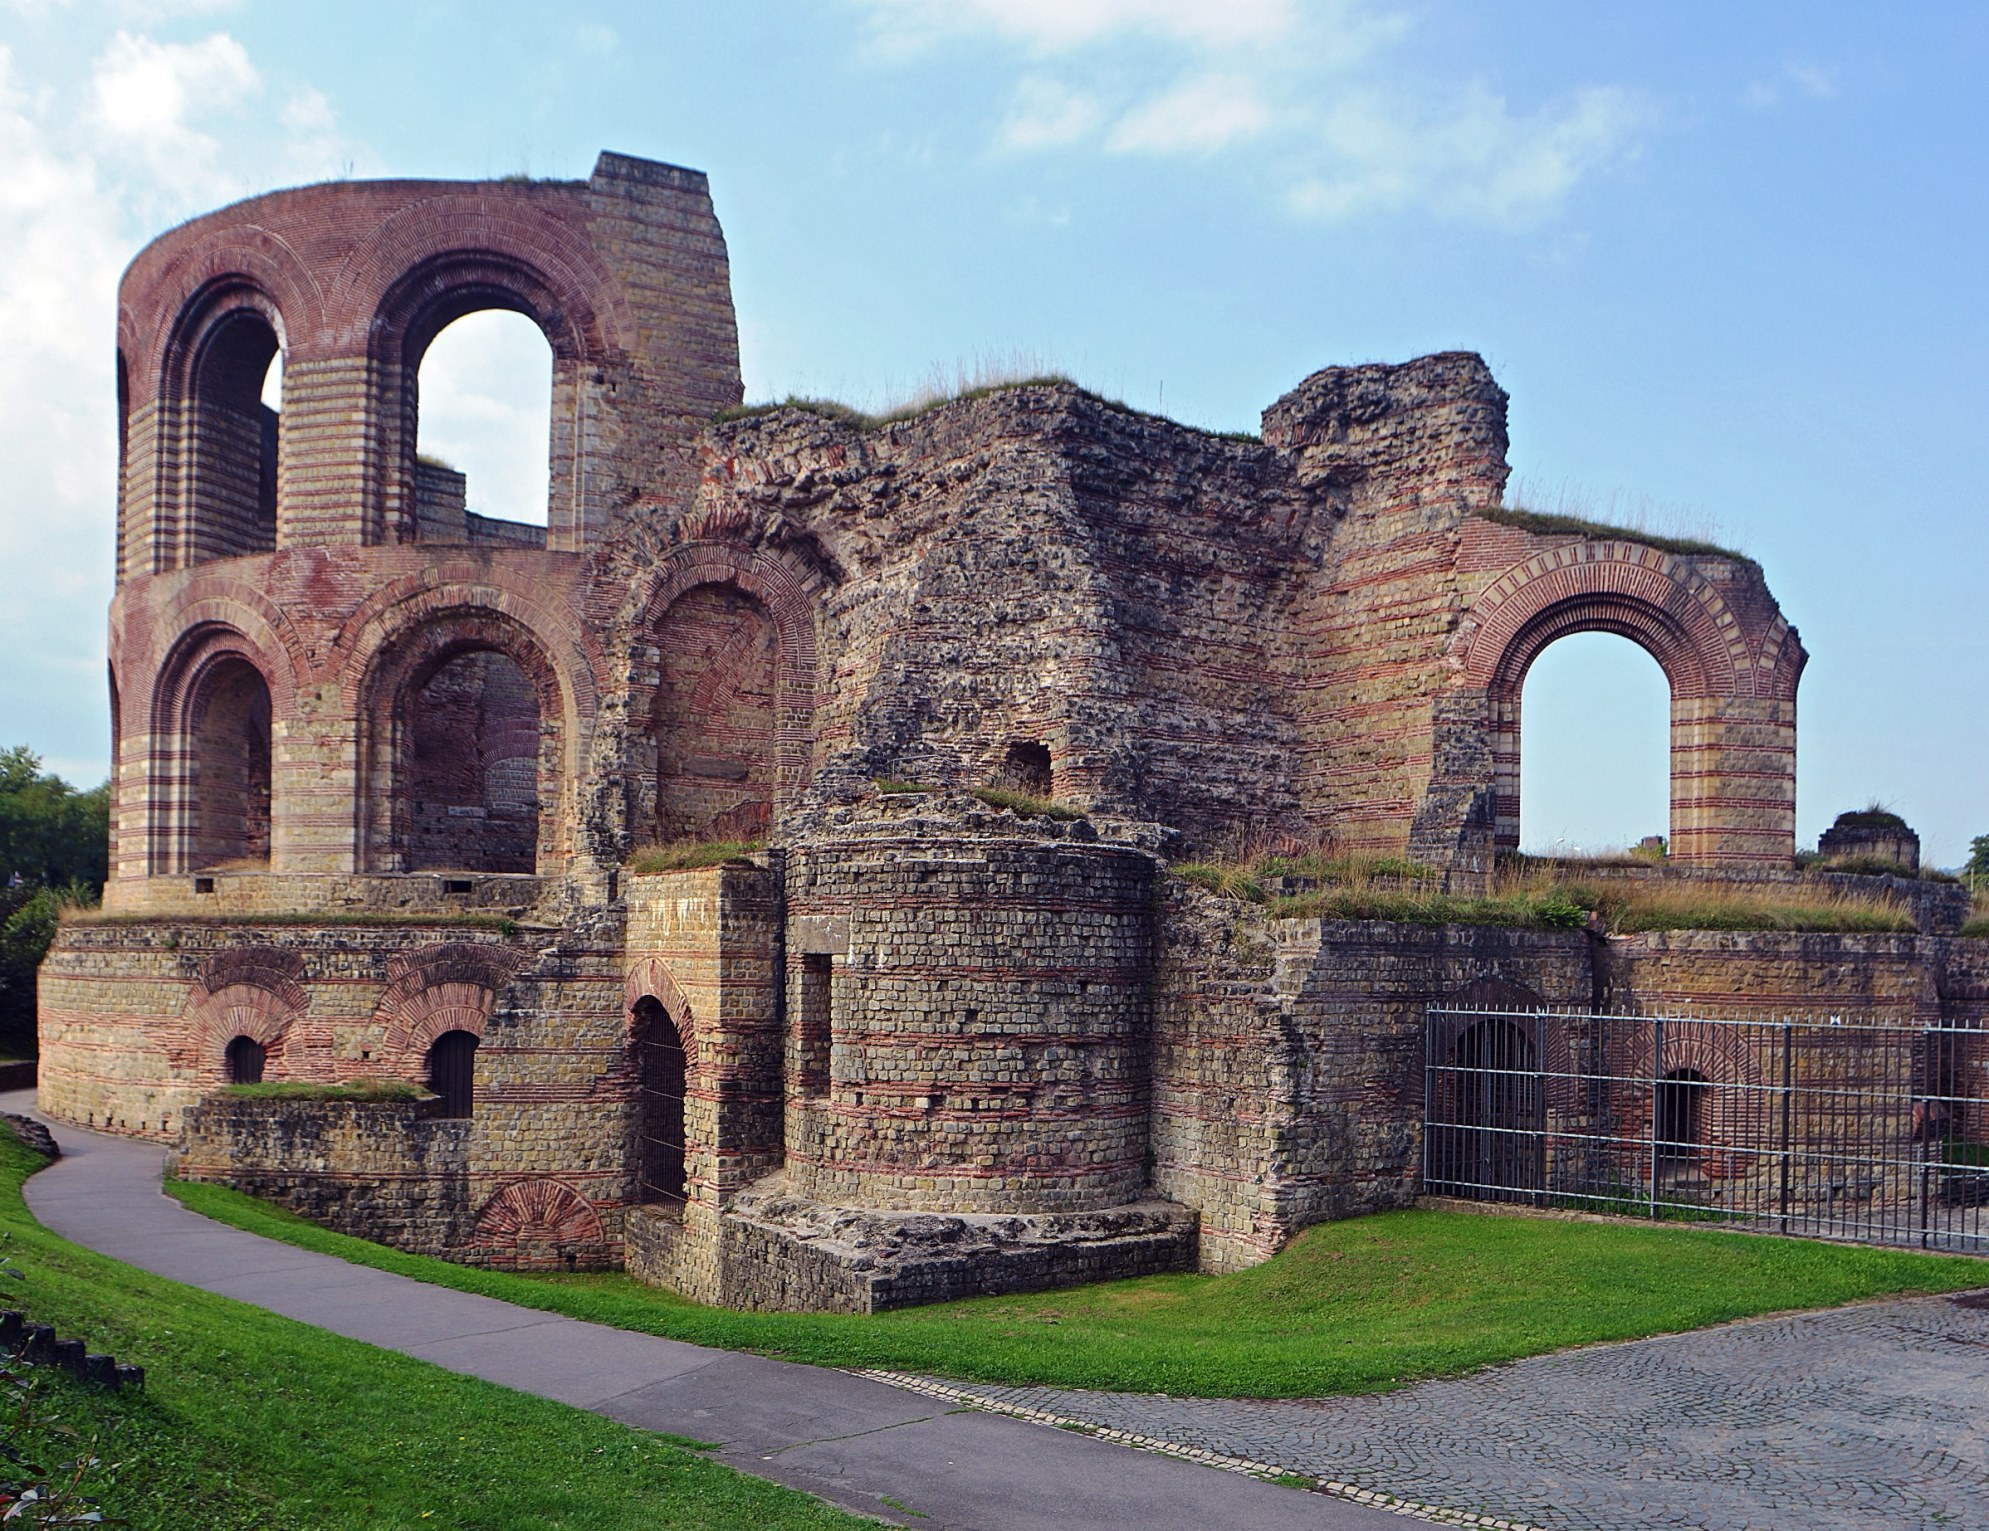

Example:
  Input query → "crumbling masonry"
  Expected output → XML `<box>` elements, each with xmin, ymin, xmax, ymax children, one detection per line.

<box><xmin>37</xmin><ymin>153</ymin><xmax>1988</xmax><ymax>1310</ymax></box>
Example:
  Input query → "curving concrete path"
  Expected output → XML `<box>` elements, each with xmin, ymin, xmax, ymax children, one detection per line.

<box><xmin>6</xmin><ymin>1097</ymin><xmax>1392</xmax><ymax>1531</ymax></box>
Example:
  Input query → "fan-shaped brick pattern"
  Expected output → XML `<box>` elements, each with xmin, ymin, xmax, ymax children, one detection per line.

<box><xmin>469</xmin><ymin>1178</ymin><xmax>609</xmax><ymax>1270</ymax></box>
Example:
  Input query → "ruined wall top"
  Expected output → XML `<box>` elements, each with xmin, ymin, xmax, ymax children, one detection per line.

<box><xmin>115</xmin><ymin>151</ymin><xmax>742</xmax><ymax>571</ymax></box>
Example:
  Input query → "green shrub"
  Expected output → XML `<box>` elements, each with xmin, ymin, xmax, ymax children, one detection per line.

<box><xmin>221</xmin><ymin>1078</ymin><xmax>425</xmax><ymax>1103</ymax></box>
<box><xmin>969</xmin><ymin>786</ymin><xmax>1080</xmax><ymax>820</ymax></box>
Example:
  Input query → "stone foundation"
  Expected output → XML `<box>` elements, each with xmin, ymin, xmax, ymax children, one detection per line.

<box><xmin>626</xmin><ymin>1183</ymin><xmax>1198</xmax><ymax>1314</ymax></box>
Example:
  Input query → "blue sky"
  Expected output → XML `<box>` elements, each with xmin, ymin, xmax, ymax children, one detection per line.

<box><xmin>0</xmin><ymin>1</ymin><xmax>1982</xmax><ymax>863</ymax></box>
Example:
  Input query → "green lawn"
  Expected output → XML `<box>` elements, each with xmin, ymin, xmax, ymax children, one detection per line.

<box><xmin>171</xmin><ymin>1179</ymin><xmax>1987</xmax><ymax>1400</ymax></box>
<box><xmin>0</xmin><ymin>1130</ymin><xmax>869</xmax><ymax>1529</ymax></box>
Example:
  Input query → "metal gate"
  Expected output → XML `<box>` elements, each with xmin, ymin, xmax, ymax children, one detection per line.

<box><xmin>1424</xmin><ymin>1005</ymin><xmax>1988</xmax><ymax>1252</ymax></box>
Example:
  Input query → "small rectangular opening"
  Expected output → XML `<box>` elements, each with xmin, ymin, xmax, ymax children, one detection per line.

<box><xmin>442</xmin><ymin>878</ymin><xmax>474</xmax><ymax>895</ymax></box>
<box><xmin>798</xmin><ymin>953</ymin><xmax>832</xmax><ymax>1096</ymax></box>
<box><xmin>192</xmin><ymin>876</ymin><xmax>215</xmax><ymax>894</ymax></box>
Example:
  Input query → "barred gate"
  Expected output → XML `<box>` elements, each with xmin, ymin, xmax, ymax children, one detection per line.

<box><xmin>1423</xmin><ymin>1006</ymin><xmax>1989</xmax><ymax>1252</ymax></box>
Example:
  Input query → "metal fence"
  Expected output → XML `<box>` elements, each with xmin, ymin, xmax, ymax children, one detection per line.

<box><xmin>1424</xmin><ymin>1006</ymin><xmax>1989</xmax><ymax>1253</ymax></box>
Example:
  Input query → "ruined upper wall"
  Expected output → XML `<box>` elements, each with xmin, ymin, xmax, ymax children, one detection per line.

<box><xmin>115</xmin><ymin>152</ymin><xmax>740</xmax><ymax>575</ymax></box>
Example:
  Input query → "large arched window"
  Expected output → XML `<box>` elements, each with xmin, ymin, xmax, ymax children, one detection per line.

<box><xmin>412</xmin><ymin>310</ymin><xmax>551</xmax><ymax>545</ymax></box>
<box><xmin>653</xmin><ymin>584</ymin><xmax>779</xmax><ymax>844</ymax></box>
<box><xmin>1517</xmin><ymin>633</ymin><xmax>1671</xmax><ymax>855</ymax></box>
<box><xmin>185</xmin><ymin>656</ymin><xmax>273</xmax><ymax>871</ymax></box>
<box><xmin>184</xmin><ymin>306</ymin><xmax>282</xmax><ymax>565</ymax></box>
<box><xmin>401</xmin><ymin>648</ymin><xmax>542</xmax><ymax>874</ymax></box>
<box><xmin>426</xmin><ymin>1029</ymin><xmax>478</xmax><ymax>1118</ymax></box>
<box><xmin>630</xmin><ymin>996</ymin><xmax>688</xmax><ymax>1204</ymax></box>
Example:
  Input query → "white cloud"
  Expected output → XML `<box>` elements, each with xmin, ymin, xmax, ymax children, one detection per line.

<box><xmin>999</xmin><ymin>76</ymin><xmax>1105</xmax><ymax>151</ymax></box>
<box><xmin>1291</xmin><ymin>84</ymin><xmax>1652</xmax><ymax>227</ymax></box>
<box><xmin>1106</xmin><ymin>73</ymin><xmax>1271</xmax><ymax>156</ymax></box>
<box><xmin>1746</xmin><ymin>59</ymin><xmax>1839</xmax><ymax>109</ymax></box>
<box><xmin>854</xmin><ymin>0</ymin><xmax>1649</xmax><ymax>229</ymax></box>
<box><xmin>856</xmin><ymin>0</ymin><xmax>1299</xmax><ymax>57</ymax></box>
<box><xmin>90</xmin><ymin>30</ymin><xmax>258</xmax><ymax>197</ymax></box>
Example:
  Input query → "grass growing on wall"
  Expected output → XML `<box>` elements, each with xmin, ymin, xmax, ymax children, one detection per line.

<box><xmin>1171</xmin><ymin>852</ymin><xmax>1917</xmax><ymax>934</ymax></box>
<box><xmin>626</xmin><ymin>838</ymin><xmax>766</xmax><ymax>874</ymax></box>
<box><xmin>220</xmin><ymin>1078</ymin><xmax>424</xmax><ymax>1103</ymax></box>
<box><xmin>168</xmin><ymin>1181</ymin><xmax>1986</xmax><ymax>1401</ymax></box>
<box><xmin>0</xmin><ymin>1127</ymin><xmax>868</xmax><ymax>1529</ymax></box>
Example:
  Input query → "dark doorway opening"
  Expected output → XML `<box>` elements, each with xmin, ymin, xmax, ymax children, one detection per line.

<box><xmin>632</xmin><ymin>997</ymin><xmax>688</xmax><ymax>1204</ymax></box>
<box><xmin>1656</xmin><ymin>1068</ymin><xmax>1708</xmax><ymax>1181</ymax></box>
<box><xmin>1432</xmin><ymin>1018</ymin><xmax>1542</xmax><ymax>1200</ymax></box>
<box><xmin>224</xmin><ymin>1035</ymin><xmax>266</xmax><ymax>1085</ymax></box>
<box><xmin>427</xmin><ymin>1029</ymin><xmax>478</xmax><ymax>1117</ymax></box>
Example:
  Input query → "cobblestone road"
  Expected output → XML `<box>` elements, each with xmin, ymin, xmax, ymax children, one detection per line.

<box><xmin>885</xmin><ymin>1293</ymin><xmax>1989</xmax><ymax>1530</ymax></box>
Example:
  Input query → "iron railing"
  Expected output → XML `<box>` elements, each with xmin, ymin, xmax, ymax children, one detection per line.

<box><xmin>1424</xmin><ymin>1006</ymin><xmax>1989</xmax><ymax>1252</ymax></box>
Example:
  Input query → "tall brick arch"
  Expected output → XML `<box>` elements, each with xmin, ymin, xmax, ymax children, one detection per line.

<box><xmin>143</xmin><ymin>621</ymin><xmax>286</xmax><ymax>876</ymax></box>
<box><xmin>628</xmin><ymin>542</ymin><xmax>822</xmax><ymax>844</ymax></box>
<box><xmin>333</xmin><ymin>195</ymin><xmax>634</xmax><ymax>548</ymax></box>
<box><xmin>1463</xmin><ymin>542</ymin><xmax>1804</xmax><ymax>867</ymax></box>
<box><xmin>343</xmin><ymin>581</ymin><xmax>600</xmax><ymax>874</ymax></box>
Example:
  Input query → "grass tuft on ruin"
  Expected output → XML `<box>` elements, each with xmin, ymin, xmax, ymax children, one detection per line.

<box><xmin>1170</xmin><ymin>851</ymin><xmax>1916</xmax><ymax>934</ymax></box>
<box><xmin>1477</xmin><ymin>505</ymin><xmax>1756</xmax><ymax>566</ymax></box>
<box><xmin>169</xmin><ymin>1175</ymin><xmax>1988</xmax><ymax>1401</ymax></box>
<box><xmin>969</xmin><ymin>786</ymin><xmax>1081</xmax><ymax>820</ymax></box>
<box><xmin>626</xmin><ymin>838</ymin><xmax>765</xmax><ymax>874</ymax></box>
<box><xmin>221</xmin><ymin>1077</ymin><xmax>425</xmax><ymax>1103</ymax></box>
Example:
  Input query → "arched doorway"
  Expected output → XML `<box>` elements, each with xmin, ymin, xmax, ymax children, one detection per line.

<box><xmin>631</xmin><ymin>996</ymin><xmax>687</xmax><ymax>1204</ymax></box>
<box><xmin>426</xmin><ymin>1029</ymin><xmax>478</xmax><ymax>1117</ymax></box>
<box><xmin>1432</xmin><ymin>1018</ymin><xmax>1542</xmax><ymax>1201</ymax></box>
<box><xmin>1517</xmin><ymin>632</ymin><xmax>1670</xmax><ymax>855</ymax></box>
<box><xmin>653</xmin><ymin>584</ymin><xmax>779</xmax><ymax>844</ymax></box>
<box><xmin>1656</xmin><ymin>1068</ymin><xmax>1708</xmax><ymax>1184</ymax></box>
<box><xmin>401</xmin><ymin>648</ymin><xmax>542</xmax><ymax>873</ymax></box>
<box><xmin>185</xmin><ymin>656</ymin><xmax>273</xmax><ymax>871</ymax></box>
<box><xmin>224</xmin><ymin>1035</ymin><xmax>266</xmax><ymax>1084</ymax></box>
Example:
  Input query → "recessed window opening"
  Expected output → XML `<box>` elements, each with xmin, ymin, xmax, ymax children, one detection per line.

<box><xmin>414</xmin><ymin>310</ymin><xmax>552</xmax><ymax>544</ymax></box>
<box><xmin>998</xmin><ymin>740</ymin><xmax>1053</xmax><ymax>798</ymax></box>
<box><xmin>403</xmin><ymin>649</ymin><xmax>542</xmax><ymax>874</ymax></box>
<box><xmin>654</xmin><ymin>585</ymin><xmax>778</xmax><ymax>843</ymax></box>
<box><xmin>1656</xmin><ymin>1068</ymin><xmax>1708</xmax><ymax>1175</ymax></box>
<box><xmin>631</xmin><ymin>997</ymin><xmax>688</xmax><ymax>1204</ymax></box>
<box><xmin>187</xmin><ymin>657</ymin><xmax>272</xmax><ymax>872</ymax></box>
<box><xmin>224</xmin><ymin>1035</ymin><xmax>265</xmax><ymax>1085</ymax></box>
<box><xmin>187</xmin><ymin>309</ymin><xmax>282</xmax><ymax>564</ymax></box>
<box><xmin>427</xmin><ymin>1029</ymin><xmax>478</xmax><ymax>1118</ymax></box>
<box><xmin>1519</xmin><ymin>633</ymin><xmax>1670</xmax><ymax>856</ymax></box>
<box><xmin>798</xmin><ymin>954</ymin><xmax>832</xmax><ymax>1097</ymax></box>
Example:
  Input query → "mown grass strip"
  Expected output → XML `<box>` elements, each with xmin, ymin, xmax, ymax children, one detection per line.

<box><xmin>169</xmin><ymin>1180</ymin><xmax>1985</xmax><ymax>1401</ymax></box>
<box><xmin>0</xmin><ymin>1129</ymin><xmax>866</xmax><ymax>1530</ymax></box>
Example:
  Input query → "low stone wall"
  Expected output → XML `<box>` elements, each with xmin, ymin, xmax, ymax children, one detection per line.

<box><xmin>627</xmin><ymin>1184</ymin><xmax>1197</xmax><ymax>1313</ymax></box>
<box><xmin>171</xmin><ymin>1094</ymin><xmax>483</xmax><ymax>1258</ymax></box>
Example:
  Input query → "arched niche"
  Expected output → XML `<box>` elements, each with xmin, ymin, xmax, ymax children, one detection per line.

<box><xmin>164</xmin><ymin>287</ymin><xmax>287</xmax><ymax>567</ymax></box>
<box><xmin>357</xmin><ymin>611</ymin><xmax>570</xmax><ymax>875</ymax></box>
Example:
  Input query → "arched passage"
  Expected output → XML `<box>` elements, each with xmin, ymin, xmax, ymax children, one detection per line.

<box><xmin>630</xmin><ymin>995</ymin><xmax>689</xmax><ymax>1204</ymax></box>
<box><xmin>170</xmin><ymin>294</ymin><xmax>286</xmax><ymax>566</ymax></box>
<box><xmin>413</xmin><ymin>310</ymin><xmax>553</xmax><ymax>541</ymax></box>
<box><xmin>1516</xmin><ymin>632</ymin><xmax>1671</xmax><ymax>854</ymax></box>
<box><xmin>183</xmin><ymin>655</ymin><xmax>273</xmax><ymax>871</ymax></box>
<box><xmin>1463</xmin><ymin>542</ymin><xmax>1802</xmax><ymax>867</ymax></box>
<box><xmin>356</xmin><ymin>609</ymin><xmax>571</xmax><ymax>876</ymax></box>
<box><xmin>1431</xmin><ymin>1018</ymin><xmax>1541</xmax><ymax>1201</ymax></box>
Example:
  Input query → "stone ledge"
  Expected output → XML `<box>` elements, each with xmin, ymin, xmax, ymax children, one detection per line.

<box><xmin>628</xmin><ymin>1184</ymin><xmax>1198</xmax><ymax>1313</ymax></box>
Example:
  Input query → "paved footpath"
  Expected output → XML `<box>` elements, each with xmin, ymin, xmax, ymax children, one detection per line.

<box><xmin>7</xmin><ymin>1100</ymin><xmax>1392</xmax><ymax>1531</ymax></box>
<box><xmin>888</xmin><ymin>1295</ymin><xmax>1989</xmax><ymax>1531</ymax></box>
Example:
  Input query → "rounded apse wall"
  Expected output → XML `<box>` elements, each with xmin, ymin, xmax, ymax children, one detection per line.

<box><xmin>784</xmin><ymin>834</ymin><xmax>1155</xmax><ymax>1214</ymax></box>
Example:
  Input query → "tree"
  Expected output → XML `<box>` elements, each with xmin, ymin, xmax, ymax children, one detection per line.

<box><xmin>1968</xmin><ymin>833</ymin><xmax>1989</xmax><ymax>882</ymax></box>
<box><xmin>0</xmin><ymin>749</ymin><xmax>109</xmax><ymax>1058</ymax></box>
